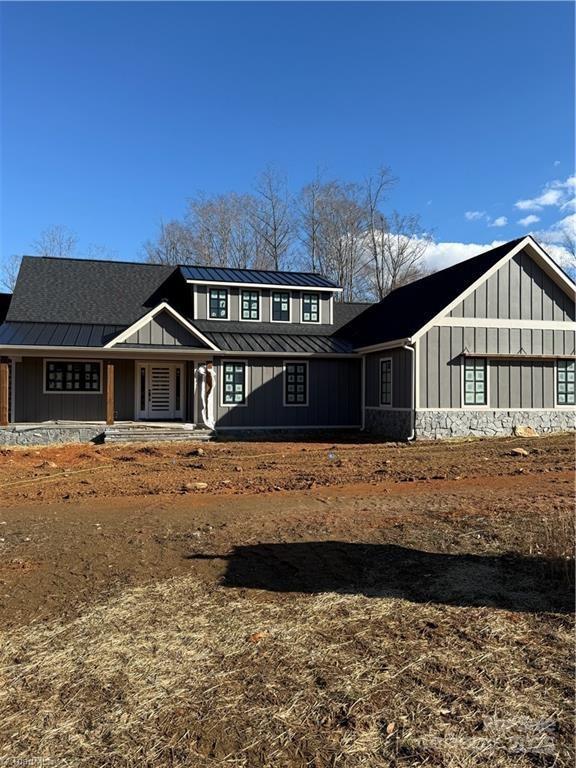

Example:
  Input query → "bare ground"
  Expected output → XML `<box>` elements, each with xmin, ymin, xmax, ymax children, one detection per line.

<box><xmin>0</xmin><ymin>434</ymin><xmax>574</xmax><ymax>767</ymax></box>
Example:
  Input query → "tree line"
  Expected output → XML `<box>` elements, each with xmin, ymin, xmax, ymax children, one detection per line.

<box><xmin>143</xmin><ymin>166</ymin><xmax>433</xmax><ymax>301</ymax></box>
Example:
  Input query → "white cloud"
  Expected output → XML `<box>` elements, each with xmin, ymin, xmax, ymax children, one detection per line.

<box><xmin>517</xmin><ymin>214</ymin><xmax>540</xmax><ymax>226</ymax></box>
<box><xmin>515</xmin><ymin>176</ymin><xmax>575</xmax><ymax>211</ymax></box>
<box><xmin>489</xmin><ymin>216</ymin><xmax>508</xmax><ymax>228</ymax></box>
<box><xmin>554</xmin><ymin>160</ymin><xmax>561</xmax><ymax>166</ymax></box>
<box><xmin>424</xmin><ymin>240</ymin><xmax>507</xmax><ymax>270</ymax></box>
<box><xmin>464</xmin><ymin>210</ymin><xmax>486</xmax><ymax>221</ymax></box>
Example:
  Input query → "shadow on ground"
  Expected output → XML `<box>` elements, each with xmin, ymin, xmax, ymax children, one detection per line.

<box><xmin>187</xmin><ymin>542</ymin><xmax>574</xmax><ymax>614</ymax></box>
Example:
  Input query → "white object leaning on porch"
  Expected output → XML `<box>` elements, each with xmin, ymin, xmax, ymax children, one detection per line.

<box><xmin>196</xmin><ymin>362</ymin><xmax>216</xmax><ymax>430</ymax></box>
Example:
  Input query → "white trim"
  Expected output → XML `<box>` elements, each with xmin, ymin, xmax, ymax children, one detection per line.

<box><xmin>416</xmin><ymin>407</ymin><xmax>576</xmax><ymax>412</ymax></box>
<box><xmin>554</xmin><ymin>358</ymin><xmax>576</xmax><ymax>408</ymax></box>
<box><xmin>412</xmin><ymin>236</ymin><xmax>576</xmax><ymax>343</ymax></box>
<box><xmin>414</xmin><ymin>337</ymin><xmax>421</xmax><ymax>411</ymax></box>
<box><xmin>104</xmin><ymin>302</ymin><xmax>220</xmax><ymax>351</ymax></box>
<box><xmin>329</xmin><ymin>295</ymin><xmax>334</xmax><ymax>325</ymax></box>
<box><xmin>355</xmin><ymin>338</ymin><xmax>411</xmax><ymax>353</ymax></box>
<box><xmin>220</xmin><ymin>358</ymin><xmax>249</xmax><ymax>408</ymax></box>
<box><xmin>42</xmin><ymin>358</ymin><xmax>103</xmax><ymax>395</ymax></box>
<box><xmin>193</xmin><ymin>286</ymin><xmax>198</xmax><ymax>319</ymax></box>
<box><xmin>0</xmin><ymin>345</ymin><xmax>357</xmax><ymax>360</ymax></box>
<box><xmin>238</xmin><ymin>289</ymin><xmax>262</xmax><ymax>323</ymax></box>
<box><xmin>300</xmin><ymin>292</ymin><xmax>321</xmax><ymax>325</ymax></box>
<box><xmin>379</xmin><ymin>356</ymin><xmax>393</xmax><ymax>407</ymax></box>
<box><xmin>186</xmin><ymin>278</ymin><xmax>342</xmax><ymax>293</ymax></box>
<box><xmin>217</xmin><ymin>424</ymin><xmax>361</xmax><ymax>430</ymax></box>
<box><xmin>207</xmin><ymin>287</ymin><xmax>230</xmax><ymax>321</ymax></box>
<box><xmin>461</xmin><ymin>356</ymin><xmax>490</xmax><ymax>409</ymax></box>
<box><xmin>434</xmin><ymin>317</ymin><xmax>576</xmax><ymax>331</ymax></box>
<box><xmin>283</xmin><ymin>360</ymin><xmax>310</xmax><ymax>407</ymax></box>
<box><xmin>270</xmin><ymin>290</ymin><xmax>292</xmax><ymax>323</ymax></box>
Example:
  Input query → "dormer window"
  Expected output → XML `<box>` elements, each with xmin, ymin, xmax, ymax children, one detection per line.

<box><xmin>272</xmin><ymin>291</ymin><xmax>290</xmax><ymax>322</ymax></box>
<box><xmin>302</xmin><ymin>293</ymin><xmax>320</xmax><ymax>323</ymax></box>
<box><xmin>241</xmin><ymin>290</ymin><xmax>260</xmax><ymax>321</ymax></box>
<box><xmin>209</xmin><ymin>288</ymin><xmax>229</xmax><ymax>319</ymax></box>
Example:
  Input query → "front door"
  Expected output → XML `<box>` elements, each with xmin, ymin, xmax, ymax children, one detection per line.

<box><xmin>136</xmin><ymin>363</ymin><xmax>185</xmax><ymax>420</ymax></box>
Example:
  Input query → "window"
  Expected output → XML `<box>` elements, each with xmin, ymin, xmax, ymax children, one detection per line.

<box><xmin>45</xmin><ymin>361</ymin><xmax>101</xmax><ymax>393</ymax></box>
<box><xmin>557</xmin><ymin>360</ymin><xmax>575</xmax><ymax>405</ymax></box>
<box><xmin>241</xmin><ymin>290</ymin><xmax>260</xmax><ymax>321</ymax></box>
<box><xmin>380</xmin><ymin>359</ymin><xmax>392</xmax><ymax>406</ymax></box>
<box><xmin>464</xmin><ymin>358</ymin><xmax>487</xmax><ymax>405</ymax></box>
<box><xmin>302</xmin><ymin>293</ymin><xmax>320</xmax><ymax>323</ymax></box>
<box><xmin>285</xmin><ymin>361</ymin><xmax>308</xmax><ymax>405</ymax></box>
<box><xmin>223</xmin><ymin>362</ymin><xmax>246</xmax><ymax>405</ymax></box>
<box><xmin>272</xmin><ymin>291</ymin><xmax>290</xmax><ymax>322</ymax></box>
<box><xmin>209</xmin><ymin>288</ymin><xmax>228</xmax><ymax>319</ymax></box>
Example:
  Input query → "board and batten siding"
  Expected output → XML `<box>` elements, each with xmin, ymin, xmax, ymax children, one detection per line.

<box><xmin>15</xmin><ymin>358</ymin><xmax>135</xmax><ymax>422</ymax></box>
<box><xmin>214</xmin><ymin>356</ymin><xmax>361</xmax><ymax>428</ymax></box>
<box><xmin>364</xmin><ymin>348</ymin><xmax>413</xmax><ymax>409</ymax></box>
<box><xmin>450</xmin><ymin>249</ymin><xmax>575</xmax><ymax>321</ymax></box>
<box><xmin>121</xmin><ymin>311</ymin><xmax>205</xmax><ymax>347</ymax></box>
<box><xmin>418</xmin><ymin>325</ymin><xmax>576</xmax><ymax>409</ymax></box>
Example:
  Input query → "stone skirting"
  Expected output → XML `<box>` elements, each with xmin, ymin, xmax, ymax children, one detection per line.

<box><xmin>414</xmin><ymin>409</ymin><xmax>575</xmax><ymax>439</ymax></box>
<box><xmin>363</xmin><ymin>408</ymin><xmax>413</xmax><ymax>440</ymax></box>
<box><xmin>0</xmin><ymin>425</ymin><xmax>105</xmax><ymax>446</ymax></box>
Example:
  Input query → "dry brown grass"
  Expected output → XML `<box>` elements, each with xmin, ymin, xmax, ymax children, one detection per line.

<box><xmin>1</xmin><ymin>575</ymin><xmax>573</xmax><ymax>767</ymax></box>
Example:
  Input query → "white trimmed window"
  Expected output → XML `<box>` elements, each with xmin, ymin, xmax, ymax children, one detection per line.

<box><xmin>379</xmin><ymin>359</ymin><xmax>392</xmax><ymax>406</ymax></box>
<box><xmin>464</xmin><ymin>358</ymin><xmax>487</xmax><ymax>405</ymax></box>
<box><xmin>45</xmin><ymin>361</ymin><xmax>102</xmax><ymax>393</ymax></box>
<box><xmin>272</xmin><ymin>291</ymin><xmax>290</xmax><ymax>322</ymax></box>
<box><xmin>209</xmin><ymin>288</ymin><xmax>228</xmax><ymax>319</ymax></box>
<box><xmin>241</xmin><ymin>290</ymin><xmax>260</xmax><ymax>321</ymax></box>
<box><xmin>557</xmin><ymin>360</ymin><xmax>575</xmax><ymax>405</ymax></box>
<box><xmin>285</xmin><ymin>362</ymin><xmax>308</xmax><ymax>405</ymax></box>
<box><xmin>222</xmin><ymin>362</ymin><xmax>246</xmax><ymax>405</ymax></box>
<box><xmin>302</xmin><ymin>293</ymin><xmax>320</xmax><ymax>323</ymax></box>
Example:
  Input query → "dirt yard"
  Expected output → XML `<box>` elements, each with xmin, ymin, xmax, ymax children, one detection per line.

<box><xmin>0</xmin><ymin>433</ymin><xmax>574</xmax><ymax>767</ymax></box>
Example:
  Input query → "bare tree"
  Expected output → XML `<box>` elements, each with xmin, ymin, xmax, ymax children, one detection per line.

<box><xmin>298</xmin><ymin>173</ymin><xmax>323</xmax><ymax>274</ymax></box>
<box><xmin>365</xmin><ymin>211</ymin><xmax>432</xmax><ymax>299</ymax></box>
<box><xmin>1</xmin><ymin>254</ymin><xmax>22</xmax><ymax>292</ymax></box>
<box><xmin>32</xmin><ymin>225</ymin><xmax>77</xmax><ymax>259</ymax></box>
<box><xmin>143</xmin><ymin>220</ymin><xmax>196</xmax><ymax>265</ymax></box>
<box><xmin>251</xmin><ymin>167</ymin><xmax>293</xmax><ymax>270</ymax></box>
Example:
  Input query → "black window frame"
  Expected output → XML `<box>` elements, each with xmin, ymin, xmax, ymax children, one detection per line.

<box><xmin>241</xmin><ymin>290</ymin><xmax>260</xmax><ymax>321</ymax></box>
<box><xmin>302</xmin><ymin>292</ymin><xmax>320</xmax><ymax>323</ymax></box>
<box><xmin>272</xmin><ymin>291</ymin><xmax>291</xmax><ymax>322</ymax></box>
<box><xmin>463</xmin><ymin>358</ymin><xmax>487</xmax><ymax>406</ymax></box>
<box><xmin>284</xmin><ymin>361</ymin><xmax>309</xmax><ymax>406</ymax></box>
<box><xmin>556</xmin><ymin>359</ymin><xmax>575</xmax><ymax>405</ymax></box>
<box><xmin>209</xmin><ymin>288</ymin><xmax>229</xmax><ymax>319</ymax></box>
<box><xmin>379</xmin><ymin>358</ymin><xmax>392</xmax><ymax>406</ymax></box>
<box><xmin>222</xmin><ymin>361</ymin><xmax>247</xmax><ymax>406</ymax></box>
<box><xmin>44</xmin><ymin>360</ymin><xmax>102</xmax><ymax>394</ymax></box>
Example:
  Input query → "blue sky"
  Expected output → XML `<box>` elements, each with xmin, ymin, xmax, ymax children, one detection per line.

<box><xmin>1</xmin><ymin>1</ymin><xmax>574</xmax><ymax>271</ymax></box>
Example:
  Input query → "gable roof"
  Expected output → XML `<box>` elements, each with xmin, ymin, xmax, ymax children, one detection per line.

<box><xmin>180</xmin><ymin>264</ymin><xmax>340</xmax><ymax>289</ymax></box>
<box><xmin>338</xmin><ymin>236</ymin><xmax>575</xmax><ymax>349</ymax></box>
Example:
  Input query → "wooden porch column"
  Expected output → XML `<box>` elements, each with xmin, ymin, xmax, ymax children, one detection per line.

<box><xmin>106</xmin><ymin>361</ymin><xmax>115</xmax><ymax>425</ymax></box>
<box><xmin>0</xmin><ymin>360</ymin><xmax>9</xmax><ymax>427</ymax></box>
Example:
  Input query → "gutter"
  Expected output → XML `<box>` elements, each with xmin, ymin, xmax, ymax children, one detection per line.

<box><xmin>402</xmin><ymin>342</ymin><xmax>416</xmax><ymax>441</ymax></box>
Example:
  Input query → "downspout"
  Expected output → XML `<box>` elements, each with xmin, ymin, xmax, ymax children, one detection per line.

<box><xmin>360</xmin><ymin>354</ymin><xmax>366</xmax><ymax>431</ymax></box>
<box><xmin>402</xmin><ymin>342</ymin><xmax>416</xmax><ymax>441</ymax></box>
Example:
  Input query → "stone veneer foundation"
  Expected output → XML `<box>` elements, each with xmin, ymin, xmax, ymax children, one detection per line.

<box><xmin>0</xmin><ymin>425</ymin><xmax>105</xmax><ymax>446</ymax></box>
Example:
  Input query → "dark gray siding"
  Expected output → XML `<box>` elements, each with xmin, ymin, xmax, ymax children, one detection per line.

<box><xmin>214</xmin><ymin>356</ymin><xmax>361</xmax><ymax>428</ymax></box>
<box><xmin>365</xmin><ymin>348</ymin><xmax>413</xmax><ymax>408</ymax></box>
<box><xmin>15</xmin><ymin>357</ymin><xmax>135</xmax><ymax>422</ymax></box>
<box><xmin>489</xmin><ymin>359</ymin><xmax>555</xmax><ymax>409</ymax></box>
<box><xmin>123</xmin><ymin>311</ymin><xmax>205</xmax><ymax>347</ymax></box>
<box><xmin>450</xmin><ymin>249</ymin><xmax>575</xmax><ymax>320</ymax></box>
<box><xmin>418</xmin><ymin>325</ymin><xmax>576</xmax><ymax>408</ymax></box>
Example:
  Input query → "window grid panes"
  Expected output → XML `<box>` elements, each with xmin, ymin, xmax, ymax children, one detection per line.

<box><xmin>302</xmin><ymin>293</ymin><xmax>320</xmax><ymax>323</ymax></box>
<box><xmin>557</xmin><ymin>360</ymin><xmax>575</xmax><ymax>405</ymax></box>
<box><xmin>46</xmin><ymin>361</ymin><xmax>101</xmax><ymax>393</ymax></box>
<box><xmin>241</xmin><ymin>290</ymin><xmax>260</xmax><ymax>320</ymax></box>
<box><xmin>464</xmin><ymin>358</ymin><xmax>487</xmax><ymax>405</ymax></box>
<box><xmin>272</xmin><ymin>291</ymin><xmax>290</xmax><ymax>321</ymax></box>
<box><xmin>209</xmin><ymin>289</ymin><xmax>228</xmax><ymax>319</ymax></box>
<box><xmin>285</xmin><ymin>362</ymin><xmax>308</xmax><ymax>405</ymax></box>
<box><xmin>223</xmin><ymin>362</ymin><xmax>246</xmax><ymax>405</ymax></box>
<box><xmin>380</xmin><ymin>360</ymin><xmax>392</xmax><ymax>405</ymax></box>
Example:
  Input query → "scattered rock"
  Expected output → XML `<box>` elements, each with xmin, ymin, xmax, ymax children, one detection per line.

<box><xmin>184</xmin><ymin>481</ymin><xmax>208</xmax><ymax>491</ymax></box>
<box><xmin>187</xmin><ymin>447</ymin><xmax>205</xmax><ymax>457</ymax></box>
<box><xmin>234</xmin><ymin>466</ymin><xmax>243</xmax><ymax>472</ymax></box>
<box><xmin>510</xmin><ymin>447</ymin><xmax>529</xmax><ymax>457</ymax></box>
<box><xmin>513</xmin><ymin>425</ymin><xmax>539</xmax><ymax>438</ymax></box>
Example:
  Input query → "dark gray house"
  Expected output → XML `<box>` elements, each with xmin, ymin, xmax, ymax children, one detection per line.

<box><xmin>0</xmin><ymin>235</ymin><xmax>574</xmax><ymax>442</ymax></box>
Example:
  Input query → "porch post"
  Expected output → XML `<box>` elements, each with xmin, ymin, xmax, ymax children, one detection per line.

<box><xmin>106</xmin><ymin>361</ymin><xmax>115</xmax><ymax>425</ymax></box>
<box><xmin>0</xmin><ymin>359</ymin><xmax>9</xmax><ymax>427</ymax></box>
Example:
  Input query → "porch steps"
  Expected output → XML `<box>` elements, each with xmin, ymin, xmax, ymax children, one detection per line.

<box><xmin>104</xmin><ymin>425</ymin><xmax>214</xmax><ymax>444</ymax></box>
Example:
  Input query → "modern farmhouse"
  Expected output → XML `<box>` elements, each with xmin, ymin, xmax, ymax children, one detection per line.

<box><xmin>0</xmin><ymin>235</ymin><xmax>574</xmax><ymax>443</ymax></box>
